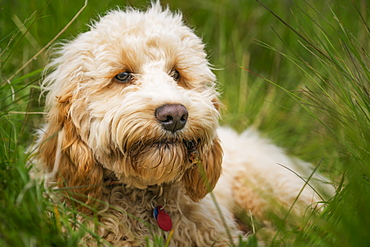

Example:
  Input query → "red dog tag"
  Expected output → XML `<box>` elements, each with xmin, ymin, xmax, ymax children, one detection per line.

<box><xmin>155</xmin><ymin>206</ymin><xmax>172</xmax><ymax>231</ymax></box>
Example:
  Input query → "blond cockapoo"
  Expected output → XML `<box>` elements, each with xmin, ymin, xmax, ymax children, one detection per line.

<box><xmin>32</xmin><ymin>2</ymin><xmax>332</xmax><ymax>246</ymax></box>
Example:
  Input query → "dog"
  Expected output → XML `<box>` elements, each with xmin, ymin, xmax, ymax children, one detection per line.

<box><xmin>31</xmin><ymin>2</ymin><xmax>333</xmax><ymax>246</ymax></box>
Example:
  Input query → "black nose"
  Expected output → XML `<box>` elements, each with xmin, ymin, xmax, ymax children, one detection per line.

<box><xmin>155</xmin><ymin>104</ymin><xmax>188</xmax><ymax>132</ymax></box>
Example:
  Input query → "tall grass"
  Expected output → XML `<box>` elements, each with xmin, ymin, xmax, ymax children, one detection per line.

<box><xmin>252</xmin><ymin>1</ymin><xmax>370</xmax><ymax>246</ymax></box>
<box><xmin>0</xmin><ymin>0</ymin><xmax>369</xmax><ymax>246</ymax></box>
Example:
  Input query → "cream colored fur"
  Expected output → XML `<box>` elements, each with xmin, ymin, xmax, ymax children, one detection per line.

<box><xmin>31</xmin><ymin>2</ymin><xmax>333</xmax><ymax>246</ymax></box>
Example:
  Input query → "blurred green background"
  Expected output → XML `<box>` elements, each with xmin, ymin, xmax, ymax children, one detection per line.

<box><xmin>1</xmin><ymin>0</ymin><xmax>369</xmax><ymax>246</ymax></box>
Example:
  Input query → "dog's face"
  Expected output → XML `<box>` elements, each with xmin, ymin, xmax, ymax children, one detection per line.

<box><xmin>39</xmin><ymin>3</ymin><xmax>222</xmax><ymax>205</ymax></box>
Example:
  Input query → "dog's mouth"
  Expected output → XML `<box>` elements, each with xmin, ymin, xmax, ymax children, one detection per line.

<box><xmin>152</xmin><ymin>138</ymin><xmax>200</xmax><ymax>157</ymax></box>
<box><xmin>126</xmin><ymin>137</ymin><xmax>201</xmax><ymax>160</ymax></box>
<box><xmin>147</xmin><ymin>138</ymin><xmax>202</xmax><ymax>166</ymax></box>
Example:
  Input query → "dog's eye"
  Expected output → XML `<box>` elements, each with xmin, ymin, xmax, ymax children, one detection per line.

<box><xmin>169</xmin><ymin>69</ymin><xmax>180</xmax><ymax>81</ymax></box>
<box><xmin>115</xmin><ymin>71</ymin><xmax>133</xmax><ymax>83</ymax></box>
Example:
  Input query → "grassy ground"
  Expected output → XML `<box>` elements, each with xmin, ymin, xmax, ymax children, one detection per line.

<box><xmin>1</xmin><ymin>0</ymin><xmax>369</xmax><ymax>246</ymax></box>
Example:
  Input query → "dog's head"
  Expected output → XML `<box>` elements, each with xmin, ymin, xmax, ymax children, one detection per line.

<box><xmin>38</xmin><ymin>2</ymin><xmax>222</xmax><ymax>208</ymax></box>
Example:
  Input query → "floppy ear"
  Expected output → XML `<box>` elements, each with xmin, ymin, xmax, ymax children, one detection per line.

<box><xmin>38</xmin><ymin>96</ymin><xmax>103</xmax><ymax>212</ymax></box>
<box><xmin>182</xmin><ymin>137</ymin><xmax>223</xmax><ymax>201</ymax></box>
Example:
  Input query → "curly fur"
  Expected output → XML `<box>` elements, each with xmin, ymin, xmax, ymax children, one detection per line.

<box><xmin>31</xmin><ymin>2</ymin><xmax>333</xmax><ymax>246</ymax></box>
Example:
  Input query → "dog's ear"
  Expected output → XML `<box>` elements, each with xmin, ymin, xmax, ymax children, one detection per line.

<box><xmin>182</xmin><ymin>137</ymin><xmax>223</xmax><ymax>201</ymax></box>
<box><xmin>38</xmin><ymin>96</ymin><xmax>103</xmax><ymax>212</ymax></box>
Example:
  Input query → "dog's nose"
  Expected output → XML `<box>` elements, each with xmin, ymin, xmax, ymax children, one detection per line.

<box><xmin>155</xmin><ymin>104</ymin><xmax>188</xmax><ymax>132</ymax></box>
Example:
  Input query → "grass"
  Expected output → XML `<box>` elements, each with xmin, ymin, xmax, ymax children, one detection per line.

<box><xmin>1</xmin><ymin>0</ymin><xmax>369</xmax><ymax>246</ymax></box>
